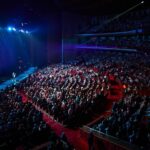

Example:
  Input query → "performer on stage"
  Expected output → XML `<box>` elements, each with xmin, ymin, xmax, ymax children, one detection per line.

<box><xmin>12</xmin><ymin>72</ymin><xmax>17</xmax><ymax>85</ymax></box>
<box><xmin>12</xmin><ymin>72</ymin><xmax>16</xmax><ymax>78</ymax></box>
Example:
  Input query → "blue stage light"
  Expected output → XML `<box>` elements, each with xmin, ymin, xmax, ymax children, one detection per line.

<box><xmin>7</xmin><ymin>27</ymin><xmax>12</xmax><ymax>31</ymax></box>
<box><xmin>6</xmin><ymin>26</ymin><xmax>30</xmax><ymax>34</ymax></box>
<box><xmin>25</xmin><ymin>31</ymin><xmax>29</xmax><ymax>34</ymax></box>
<box><xmin>12</xmin><ymin>27</ymin><xmax>16</xmax><ymax>31</ymax></box>
<box><xmin>20</xmin><ymin>29</ymin><xmax>25</xmax><ymax>33</ymax></box>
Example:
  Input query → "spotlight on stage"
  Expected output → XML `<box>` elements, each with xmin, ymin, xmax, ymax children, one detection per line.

<box><xmin>6</xmin><ymin>26</ymin><xmax>30</xmax><ymax>34</ymax></box>
<box><xmin>25</xmin><ymin>31</ymin><xmax>29</xmax><ymax>34</ymax></box>
<box><xmin>7</xmin><ymin>27</ymin><xmax>12</xmax><ymax>31</ymax></box>
<box><xmin>12</xmin><ymin>27</ymin><xmax>16</xmax><ymax>31</ymax></box>
<box><xmin>20</xmin><ymin>29</ymin><xmax>25</xmax><ymax>33</ymax></box>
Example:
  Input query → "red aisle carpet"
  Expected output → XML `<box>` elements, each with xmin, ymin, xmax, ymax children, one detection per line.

<box><xmin>43</xmin><ymin>114</ymin><xmax>88</xmax><ymax>150</ymax></box>
<box><xmin>21</xmin><ymin>93</ymin><xmax>28</xmax><ymax>103</ymax></box>
<box><xmin>21</xmin><ymin>93</ymin><xmax>88</xmax><ymax>150</ymax></box>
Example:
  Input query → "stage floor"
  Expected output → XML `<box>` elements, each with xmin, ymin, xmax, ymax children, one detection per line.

<box><xmin>0</xmin><ymin>67</ymin><xmax>37</xmax><ymax>90</ymax></box>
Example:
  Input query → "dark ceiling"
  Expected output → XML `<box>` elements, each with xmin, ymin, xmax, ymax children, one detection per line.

<box><xmin>0</xmin><ymin>0</ymin><xmax>149</xmax><ymax>26</ymax></box>
<box><xmin>54</xmin><ymin>0</ymin><xmax>146</xmax><ymax>14</ymax></box>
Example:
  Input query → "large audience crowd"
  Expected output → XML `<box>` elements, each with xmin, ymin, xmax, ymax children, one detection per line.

<box><xmin>21</xmin><ymin>50</ymin><xmax>150</xmax><ymax>127</ymax></box>
<box><xmin>92</xmin><ymin>94</ymin><xmax>150</xmax><ymax>149</ymax></box>
<box><xmin>86</xmin><ymin>52</ymin><xmax>150</xmax><ymax>149</ymax></box>
<box><xmin>0</xmin><ymin>5</ymin><xmax>150</xmax><ymax>150</ymax></box>
<box><xmin>0</xmin><ymin>87</ymin><xmax>73</xmax><ymax>150</ymax></box>
<box><xmin>81</xmin><ymin>51</ymin><xmax>150</xmax><ymax>92</ymax></box>
<box><xmin>0</xmin><ymin>49</ymin><xmax>150</xmax><ymax>149</ymax></box>
<box><xmin>21</xmin><ymin>55</ymin><xmax>111</xmax><ymax>125</ymax></box>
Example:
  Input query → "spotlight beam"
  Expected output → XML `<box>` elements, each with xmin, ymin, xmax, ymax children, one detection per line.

<box><xmin>80</xmin><ymin>1</ymin><xmax>144</xmax><ymax>37</ymax></box>
<box><xmin>77</xmin><ymin>1</ymin><xmax>144</xmax><ymax>44</ymax></box>
<box><xmin>105</xmin><ymin>1</ymin><xmax>144</xmax><ymax>24</ymax></box>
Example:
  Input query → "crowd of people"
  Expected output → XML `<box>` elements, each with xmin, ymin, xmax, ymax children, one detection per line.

<box><xmin>0</xmin><ymin>49</ymin><xmax>150</xmax><ymax>149</ymax></box>
<box><xmin>80</xmin><ymin>51</ymin><xmax>150</xmax><ymax>92</ymax></box>
<box><xmin>20</xmin><ymin>51</ymin><xmax>150</xmax><ymax>127</ymax></box>
<box><xmin>83</xmin><ymin>51</ymin><xmax>150</xmax><ymax>149</ymax></box>
<box><xmin>0</xmin><ymin>87</ymin><xmax>73</xmax><ymax>150</ymax></box>
<box><xmin>0</xmin><ymin>4</ymin><xmax>149</xmax><ymax>150</ymax></box>
<box><xmin>21</xmin><ymin>56</ymin><xmax>111</xmax><ymax>125</ymax></box>
<box><xmin>92</xmin><ymin>94</ymin><xmax>150</xmax><ymax>149</ymax></box>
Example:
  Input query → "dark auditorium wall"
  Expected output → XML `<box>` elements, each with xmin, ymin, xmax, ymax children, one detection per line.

<box><xmin>45</xmin><ymin>11</ymin><xmax>86</xmax><ymax>64</ymax></box>
<box><xmin>62</xmin><ymin>12</ymin><xmax>87</xmax><ymax>62</ymax></box>
<box><xmin>34</xmin><ymin>12</ymin><xmax>62</xmax><ymax>65</ymax></box>
<box><xmin>46</xmin><ymin>12</ymin><xmax>62</xmax><ymax>65</ymax></box>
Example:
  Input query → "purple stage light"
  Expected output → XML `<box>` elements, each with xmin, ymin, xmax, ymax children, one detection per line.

<box><xmin>75</xmin><ymin>45</ymin><xmax>137</xmax><ymax>52</ymax></box>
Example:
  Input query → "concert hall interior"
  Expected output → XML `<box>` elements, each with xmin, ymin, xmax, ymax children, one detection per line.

<box><xmin>0</xmin><ymin>0</ymin><xmax>150</xmax><ymax>150</ymax></box>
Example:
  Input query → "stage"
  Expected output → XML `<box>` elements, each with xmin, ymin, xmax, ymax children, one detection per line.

<box><xmin>0</xmin><ymin>67</ymin><xmax>37</xmax><ymax>90</ymax></box>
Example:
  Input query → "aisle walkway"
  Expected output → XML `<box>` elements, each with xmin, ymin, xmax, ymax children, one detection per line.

<box><xmin>21</xmin><ymin>93</ymin><xmax>89</xmax><ymax>150</ymax></box>
<box><xmin>43</xmin><ymin>114</ymin><xmax>88</xmax><ymax>150</ymax></box>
